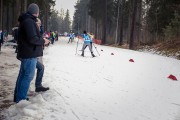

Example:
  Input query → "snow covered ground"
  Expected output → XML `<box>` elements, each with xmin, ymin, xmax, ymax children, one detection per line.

<box><xmin>1</xmin><ymin>37</ymin><xmax>180</xmax><ymax>120</ymax></box>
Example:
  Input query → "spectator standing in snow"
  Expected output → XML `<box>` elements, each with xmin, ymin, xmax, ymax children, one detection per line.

<box><xmin>81</xmin><ymin>30</ymin><xmax>95</xmax><ymax>57</ymax></box>
<box><xmin>33</xmin><ymin>18</ymin><xmax>49</xmax><ymax>92</ymax></box>
<box><xmin>14</xmin><ymin>3</ymin><xmax>49</xmax><ymax>103</ymax></box>
<box><xmin>0</xmin><ymin>30</ymin><xmax>4</xmax><ymax>44</ymax></box>
<box><xmin>55</xmin><ymin>31</ymin><xmax>58</xmax><ymax>41</ymax></box>
<box><xmin>50</xmin><ymin>31</ymin><xmax>55</xmax><ymax>44</ymax></box>
<box><xmin>0</xmin><ymin>30</ymin><xmax>5</xmax><ymax>52</ymax></box>
<box><xmin>3</xmin><ymin>30</ymin><xmax>8</xmax><ymax>41</ymax></box>
<box><xmin>68</xmin><ymin>32</ymin><xmax>74</xmax><ymax>43</ymax></box>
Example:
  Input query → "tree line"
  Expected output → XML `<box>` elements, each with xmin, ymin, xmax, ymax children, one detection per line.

<box><xmin>0</xmin><ymin>0</ymin><xmax>179</xmax><ymax>50</ymax></box>
<box><xmin>0</xmin><ymin>0</ymin><xmax>57</xmax><ymax>33</ymax></box>
<box><xmin>0</xmin><ymin>0</ymin><xmax>72</xmax><ymax>35</ymax></box>
<box><xmin>72</xmin><ymin>0</ymin><xmax>180</xmax><ymax>49</ymax></box>
<box><xmin>49</xmin><ymin>8</ymin><xmax>71</xmax><ymax>34</ymax></box>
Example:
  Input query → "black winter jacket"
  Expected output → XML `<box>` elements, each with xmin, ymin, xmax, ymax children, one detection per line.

<box><xmin>17</xmin><ymin>12</ymin><xmax>44</xmax><ymax>59</ymax></box>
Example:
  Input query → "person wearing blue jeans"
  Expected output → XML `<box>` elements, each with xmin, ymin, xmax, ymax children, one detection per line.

<box><xmin>14</xmin><ymin>58</ymin><xmax>37</xmax><ymax>102</ymax></box>
<box><xmin>14</xmin><ymin>3</ymin><xmax>50</xmax><ymax>103</ymax></box>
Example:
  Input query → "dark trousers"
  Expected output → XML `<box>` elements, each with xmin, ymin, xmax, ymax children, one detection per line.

<box><xmin>35</xmin><ymin>60</ymin><xmax>44</xmax><ymax>88</ymax></box>
<box><xmin>68</xmin><ymin>38</ymin><xmax>73</xmax><ymax>43</ymax></box>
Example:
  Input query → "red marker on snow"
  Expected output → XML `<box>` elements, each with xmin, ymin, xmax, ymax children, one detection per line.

<box><xmin>168</xmin><ymin>74</ymin><xmax>177</xmax><ymax>81</ymax></box>
<box><xmin>129</xmin><ymin>59</ymin><xmax>134</xmax><ymax>62</ymax></box>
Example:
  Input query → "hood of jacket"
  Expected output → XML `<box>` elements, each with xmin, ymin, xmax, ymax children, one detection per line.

<box><xmin>18</xmin><ymin>12</ymin><xmax>37</xmax><ymax>23</ymax></box>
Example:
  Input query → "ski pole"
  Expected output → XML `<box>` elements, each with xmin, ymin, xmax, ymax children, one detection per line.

<box><xmin>75</xmin><ymin>36</ymin><xmax>79</xmax><ymax>55</ymax></box>
<box><xmin>75</xmin><ymin>22</ymin><xmax>79</xmax><ymax>55</ymax></box>
<box><xmin>92</xmin><ymin>43</ymin><xmax>100</xmax><ymax>56</ymax></box>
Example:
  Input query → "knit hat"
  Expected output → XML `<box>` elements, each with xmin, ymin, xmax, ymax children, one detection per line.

<box><xmin>83</xmin><ymin>30</ymin><xmax>87</xmax><ymax>34</ymax></box>
<box><xmin>27</xmin><ymin>3</ymin><xmax>39</xmax><ymax>14</ymax></box>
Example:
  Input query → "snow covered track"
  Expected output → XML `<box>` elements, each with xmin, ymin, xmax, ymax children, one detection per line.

<box><xmin>1</xmin><ymin>37</ymin><xmax>180</xmax><ymax>120</ymax></box>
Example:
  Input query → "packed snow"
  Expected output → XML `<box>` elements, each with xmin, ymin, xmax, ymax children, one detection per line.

<box><xmin>1</xmin><ymin>37</ymin><xmax>180</xmax><ymax>120</ymax></box>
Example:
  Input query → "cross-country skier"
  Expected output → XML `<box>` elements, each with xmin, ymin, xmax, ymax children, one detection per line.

<box><xmin>81</xmin><ymin>30</ymin><xmax>95</xmax><ymax>57</ymax></box>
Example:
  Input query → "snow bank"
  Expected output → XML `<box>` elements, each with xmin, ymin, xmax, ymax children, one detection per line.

<box><xmin>1</xmin><ymin>37</ymin><xmax>180</xmax><ymax>120</ymax></box>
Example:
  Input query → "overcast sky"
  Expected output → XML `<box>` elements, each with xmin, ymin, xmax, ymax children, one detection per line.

<box><xmin>54</xmin><ymin>0</ymin><xmax>77</xmax><ymax>21</ymax></box>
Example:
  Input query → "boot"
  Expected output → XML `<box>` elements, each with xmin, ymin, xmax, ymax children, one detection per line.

<box><xmin>81</xmin><ymin>52</ymin><xmax>84</xmax><ymax>57</ymax></box>
<box><xmin>91</xmin><ymin>52</ymin><xmax>95</xmax><ymax>57</ymax></box>
<box><xmin>35</xmin><ymin>86</ymin><xmax>49</xmax><ymax>92</ymax></box>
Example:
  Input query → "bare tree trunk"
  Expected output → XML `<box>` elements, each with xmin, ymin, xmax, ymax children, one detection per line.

<box><xmin>45</xmin><ymin>9</ymin><xmax>47</xmax><ymax>31</ymax></box>
<box><xmin>13</xmin><ymin>0</ymin><xmax>21</xmax><ymax>26</ymax></box>
<box><xmin>127</xmin><ymin>0</ymin><xmax>132</xmax><ymax>44</ymax></box>
<box><xmin>0</xmin><ymin>0</ymin><xmax>3</xmax><ymax>30</ymax></box>
<box><xmin>102</xmin><ymin>0</ymin><xmax>107</xmax><ymax>44</ymax></box>
<box><xmin>6</xmin><ymin>5</ymin><xmax>9</xmax><ymax>32</ymax></box>
<box><xmin>21</xmin><ymin>0</ymin><xmax>26</xmax><ymax>13</ymax></box>
<box><xmin>90</xmin><ymin>17</ymin><xmax>94</xmax><ymax>33</ymax></box>
<box><xmin>43</xmin><ymin>0</ymin><xmax>49</xmax><ymax>31</ymax></box>
<box><xmin>44</xmin><ymin>2</ymin><xmax>47</xmax><ymax>31</ymax></box>
<box><xmin>136</xmin><ymin>0</ymin><xmax>142</xmax><ymax>46</ymax></box>
<box><xmin>88</xmin><ymin>15</ymin><xmax>91</xmax><ymax>32</ymax></box>
<box><xmin>155</xmin><ymin>9</ymin><xmax>158</xmax><ymax>42</ymax></box>
<box><xmin>129</xmin><ymin>0</ymin><xmax>138</xmax><ymax>49</ymax></box>
<box><xmin>86</xmin><ymin>12</ymin><xmax>88</xmax><ymax>32</ymax></box>
<box><xmin>115</xmin><ymin>0</ymin><xmax>120</xmax><ymax>44</ymax></box>
<box><xmin>24</xmin><ymin>0</ymin><xmax>27</xmax><ymax>12</ymax></box>
<box><xmin>118</xmin><ymin>0</ymin><xmax>125</xmax><ymax>45</ymax></box>
<box><xmin>95</xmin><ymin>18</ymin><xmax>98</xmax><ymax>39</ymax></box>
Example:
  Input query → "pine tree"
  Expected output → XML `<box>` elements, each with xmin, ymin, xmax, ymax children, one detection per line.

<box><xmin>64</xmin><ymin>9</ymin><xmax>71</xmax><ymax>33</ymax></box>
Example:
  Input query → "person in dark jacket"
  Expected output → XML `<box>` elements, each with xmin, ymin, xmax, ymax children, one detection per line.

<box><xmin>34</xmin><ymin>18</ymin><xmax>48</xmax><ymax>92</ymax></box>
<box><xmin>14</xmin><ymin>3</ymin><xmax>49</xmax><ymax>103</ymax></box>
